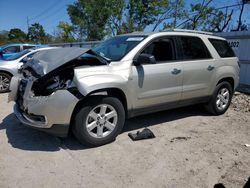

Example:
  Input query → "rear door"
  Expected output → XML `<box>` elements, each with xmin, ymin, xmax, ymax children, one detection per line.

<box><xmin>130</xmin><ymin>36</ymin><xmax>183</xmax><ymax>111</ymax></box>
<box><xmin>177</xmin><ymin>36</ymin><xmax>215</xmax><ymax>101</ymax></box>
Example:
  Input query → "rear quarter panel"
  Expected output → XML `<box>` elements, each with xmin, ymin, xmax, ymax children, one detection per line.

<box><xmin>212</xmin><ymin>57</ymin><xmax>240</xmax><ymax>93</ymax></box>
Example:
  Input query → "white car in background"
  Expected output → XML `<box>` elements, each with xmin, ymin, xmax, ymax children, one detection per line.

<box><xmin>0</xmin><ymin>47</ymin><xmax>58</xmax><ymax>93</ymax></box>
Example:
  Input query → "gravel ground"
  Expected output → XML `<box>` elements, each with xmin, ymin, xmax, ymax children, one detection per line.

<box><xmin>0</xmin><ymin>93</ymin><xmax>249</xmax><ymax>188</ymax></box>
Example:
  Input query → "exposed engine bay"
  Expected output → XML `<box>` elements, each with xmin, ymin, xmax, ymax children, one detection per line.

<box><xmin>19</xmin><ymin>48</ymin><xmax>107</xmax><ymax>97</ymax></box>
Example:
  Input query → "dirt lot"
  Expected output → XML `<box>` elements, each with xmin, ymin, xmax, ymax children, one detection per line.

<box><xmin>0</xmin><ymin>92</ymin><xmax>249</xmax><ymax>188</ymax></box>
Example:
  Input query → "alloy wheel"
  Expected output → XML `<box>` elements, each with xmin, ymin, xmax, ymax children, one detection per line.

<box><xmin>216</xmin><ymin>87</ymin><xmax>230</xmax><ymax>111</ymax></box>
<box><xmin>0</xmin><ymin>74</ymin><xmax>10</xmax><ymax>92</ymax></box>
<box><xmin>85</xmin><ymin>104</ymin><xmax>118</xmax><ymax>138</ymax></box>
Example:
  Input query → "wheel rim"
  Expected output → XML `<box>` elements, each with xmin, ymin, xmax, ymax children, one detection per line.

<box><xmin>216</xmin><ymin>87</ymin><xmax>230</xmax><ymax>111</ymax></box>
<box><xmin>0</xmin><ymin>75</ymin><xmax>10</xmax><ymax>92</ymax></box>
<box><xmin>85</xmin><ymin>104</ymin><xmax>118</xmax><ymax>138</ymax></box>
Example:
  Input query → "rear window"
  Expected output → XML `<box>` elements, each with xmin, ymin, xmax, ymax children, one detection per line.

<box><xmin>209</xmin><ymin>38</ymin><xmax>235</xmax><ymax>58</ymax></box>
<box><xmin>178</xmin><ymin>36</ymin><xmax>211</xmax><ymax>60</ymax></box>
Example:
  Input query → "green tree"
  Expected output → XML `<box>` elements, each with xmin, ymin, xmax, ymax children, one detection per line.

<box><xmin>178</xmin><ymin>0</ymin><xmax>237</xmax><ymax>32</ymax></box>
<box><xmin>8</xmin><ymin>28</ymin><xmax>26</xmax><ymax>42</ymax></box>
<box><xmin>106</xmin><ymin>0</ymin><xmax>125</xmax><ymax>36</ymax></box>
<box><xmin>0</xmin><ymin>30</ymin><xmax>9</xmax><ymax>45</ymax></box>
<box><xmin>27</xmin><ymin>23</ymin><xmax>46</xmax><ymax>43</ymax></box>
<box><xmin>68</xmin><ymin>0</ymin><xmax>118</xmax><ymax>40</ymax></box>
<box><xmin>119</xmin><ymin>0</ymin><xmax>169</xmax><ymax>33</ymax></box>
<box><xmin>232</xmin><ymin>0</ymin><xmax>249</xmax><ymax>31</ymax></box>
<box><xmin>44</xmin><ymin>33</ymin><xmax>54</xmax><ymax>43</ymax></box>
<box><xmin>182</xmin><ymin>0</ymin><xmax>215</xmax><ymax>30</ymax></box>
<box><xmin>67</xmin><ymin>0</ymin><xmax>171</xmax><ymax>39</ymax></box>
<box><xmin>57</xmin><ymin>21</ymin><xmax>75</xmax><ymax>42</ymax></box>
<box><xmin>206</xmin><ymin>9</ymin><xmax>234</xmax><ymax>32</ymax></box>
<box><xmin>158</xmin><ymin>0</ymin><xmax>187</xmax><ymax>30</ymax></box>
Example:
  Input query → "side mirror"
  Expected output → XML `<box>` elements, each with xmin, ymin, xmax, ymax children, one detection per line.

<box><xmin>133</xmin><ymin>53</ymin><xmax>156</xmax><ymax>66</ymax></box>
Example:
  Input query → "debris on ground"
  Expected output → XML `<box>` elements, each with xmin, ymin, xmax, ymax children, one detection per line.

<box><xmin>170</xmin><ymin>136</ymin><xmax>191</xmax><ymax>143</ymax></box>
<box><xmin>128</xmin><ymin>128</ymin><xmax>155</xmax><ymax>141</ymax></box>
<box><xmin>231</xmin><ymin>92</ymin><xmax>250</xmax><ymax>112</ymax></box>
<box><xmin>244</xmin><ymin>144</ymin><xmax>250</xmax><ymax>147</ymax></box>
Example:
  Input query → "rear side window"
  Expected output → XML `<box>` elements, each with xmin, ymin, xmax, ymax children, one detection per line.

<box><xmin>178</xmin><ymin>36</ymin><xmax>211</xmax><ymax>60</ymax></box>
<box><xmin>209</xmin><ymin>38</ymin><xmax>235</xmax><ymax>58</ymax></box>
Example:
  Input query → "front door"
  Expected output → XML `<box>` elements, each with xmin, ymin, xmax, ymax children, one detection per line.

<box><xmin>130</xmin><ymin>37</ymin><xmax>183</xmax><ymax>111</ymax></box>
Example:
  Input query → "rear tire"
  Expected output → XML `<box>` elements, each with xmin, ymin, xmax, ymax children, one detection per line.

<box><xmin>72</xmin><ymin>96</ymin><xmax>125</xmax><ymax>147</ymax></box>
<box><xmin>0</xmin><ymin>72</ymin><xmax>11</xmax><ymax>93</ymax></box>
<box><xmin>205</xmin><ymin>81</ymin><xmax>233</xmax><ymax>115</ymax></box>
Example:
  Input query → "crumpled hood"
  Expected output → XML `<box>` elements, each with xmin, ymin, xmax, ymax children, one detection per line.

<box><xmin>23</xmin><ymin>47</ymin><xmax>90</xmax><ymax>76</ymax></box>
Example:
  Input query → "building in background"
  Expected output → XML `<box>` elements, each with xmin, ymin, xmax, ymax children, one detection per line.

<box><xmin>218</xmin><ymin>31</ymin><xmax>250</xmax><ymax>89</ymax></box>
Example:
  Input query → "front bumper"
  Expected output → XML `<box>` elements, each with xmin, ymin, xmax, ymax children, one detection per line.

<box><xmin>10</xmin><ymin>76</ymin><xmax>80</xmax><ymax>137</ymax></box>
<box><xmin>17</xmin><ymin>89</ymin><xmax>79</xmax><ymax>128</ymax></box>
<box><xmin>14</xmin><ymin>105</ymin><xmax>69</xmax><ymax>137</ymax></box>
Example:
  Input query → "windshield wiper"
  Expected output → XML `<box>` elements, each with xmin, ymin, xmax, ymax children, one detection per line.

<box><xmin>87</xmin><ymin>49</ymin><xmax>110</xmax><ymax>64</ymax></box>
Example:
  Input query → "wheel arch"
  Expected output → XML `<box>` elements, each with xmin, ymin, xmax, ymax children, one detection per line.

<box><xmin>70</xmin><ymin>87</ymin><xmax>129</xmax><ymax>129</ymax></box>
<box><xmin>0</xmin><ymin>70</ymin><xmax>13</xmax><ymax>77</ymax></box>
<box><xmin>216</xmin><ymin>77</ymin><xmax>235</xmax><ymax>91</ymax></box>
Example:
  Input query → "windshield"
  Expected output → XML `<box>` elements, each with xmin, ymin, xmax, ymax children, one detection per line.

<box><xmin>5</xmin><ymin>49</ymin><xmax>32</xmax><ymax>61</ymax></box>
<box><xmin>92</xmin><ymin>35</ymin><xmax>146</xmax><ymax>61</ymax></box>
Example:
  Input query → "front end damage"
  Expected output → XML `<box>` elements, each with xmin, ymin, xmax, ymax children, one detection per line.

<box><xmin>9</xmin><ymin>47</ymin><xmax>107</xmax><ymax>137</ymax></box>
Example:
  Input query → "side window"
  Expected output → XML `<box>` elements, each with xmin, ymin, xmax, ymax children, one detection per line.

<box><xmin>178</xmin><ymin>36</ymin><xmax>211</xmax><ymax>60</ymax></box>
<box><xmin>208</xmin><ymin>38</ymin><xmax>235</xmax><ymax>58</ymax></box>
<box><xmin>23</xmin><ymin>45</ymin><xmax>35</xmax><ymax>50</ymax></box>
<box><xmin>3</xmin><ymin>46</ymin><xmax>20</xmax><ymax>54</ymax></box>
<box><xmin>141</xmin><ymin>38</ymin><xmax>175</xmax><ymax>62</ymax></box>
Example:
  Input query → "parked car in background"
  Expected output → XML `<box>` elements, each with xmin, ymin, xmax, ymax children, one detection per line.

<box><xmin>0</xmin><ymin>47</ymin><xmax>57</xmax><ymax>93</ymax></box>
<box><xmin>9</xmin><ymin>29</ymin><xmax>239</xmax><ymax>146</ymax></box>
<box><xmin>0</xmin><ymin>43</ymin><xmax>47</xmax><ymax>60</ymax></box>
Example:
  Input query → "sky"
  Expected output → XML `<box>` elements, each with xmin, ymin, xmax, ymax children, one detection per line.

<box><xmin>0</xmin><ymin>0</ymin><xmax>249</xmax><ymax>34</ymax></box>
<box><xmin>0</xmin><ymin>0</ymin><xmax>72</xmax><ymax>33</ymax></box>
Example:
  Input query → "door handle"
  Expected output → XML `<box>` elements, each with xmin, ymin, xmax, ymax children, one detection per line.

<box><xmin>207</xmin><ymin>65</ymin><xmax>215</xmax><ymax>71</ymax></box>
<box><xmin>171</xmin><ymin>68</ymin><xmax>181</xmax><ymax>75</ymax></box>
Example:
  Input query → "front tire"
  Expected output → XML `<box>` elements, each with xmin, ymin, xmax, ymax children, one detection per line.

<box><xmin>72</xmin><ymin>96</ymin><xmax>125</xmax><ymax>147</ymax></box>
<box><xmin>0</xmin><ymin>72</ymin><xmax>11</xmax><ymax>93</ymax></box>
<box><xmin>205</xmin><ymin>81</ymin><xmax>233</xmax><ymax>115</ymax></box>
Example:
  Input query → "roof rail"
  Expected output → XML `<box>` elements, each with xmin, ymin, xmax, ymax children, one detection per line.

<box><xmin>163</xmin><ymin>29</ymin><xmax>214</xmax><ymax>35</ymax></box>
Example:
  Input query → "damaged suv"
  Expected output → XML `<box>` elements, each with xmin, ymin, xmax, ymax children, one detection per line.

<box><xmin>9</xmin><ymin>30</ymin><xmax>239</xmax><ymax>146</ymax></box>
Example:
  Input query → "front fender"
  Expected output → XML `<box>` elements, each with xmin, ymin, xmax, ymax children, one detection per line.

<box><xmin>0</xmin><ymin>61</ymin><xmax>21</xmax><ymax>76</ymax></box>
<box><xmin>74</xmin><ymin>74</ymin><xmax>127</xmax><ymax>95</ymax></box>
<box><xmin>73</xmin><ymin>73</ymin><xmax>133</xmax><ymax>111</ymax></box>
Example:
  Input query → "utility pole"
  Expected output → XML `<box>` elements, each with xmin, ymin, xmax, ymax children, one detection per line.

<box><xmin>26</xmin><ymin>16</ymin><xmax>30</xmax><ymax>31</ymax></box>
<box><xmin>173</xmin><ymin>0</ymin><xmax>178</xmax><ymax>28</ymax></box>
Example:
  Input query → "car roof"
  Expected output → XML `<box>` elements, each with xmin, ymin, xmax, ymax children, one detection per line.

<box><xmin>1</xmin><ymin>43</ymin><xmax>46</xmax><ymax>47</ymax></box>
<box><xmin>118</xmin><ymin>29</ymin><xmax>225</xmax><ymax>40</ymax></box>
<box><xmin>32</xmin><ymin>46</ymin><xmax>59</xmax><ymax>51</ymax></box>
<box><xmin>118</xmin><ymin>32</ymin><xmax>154</xmax><ymax>37</ymax></box>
